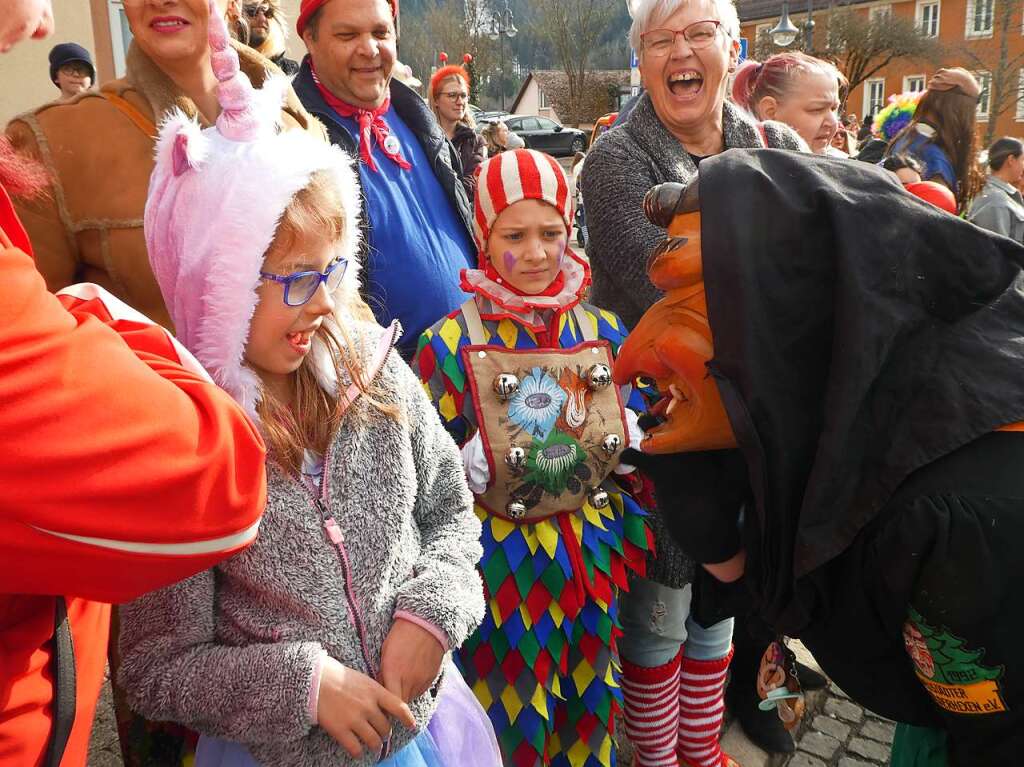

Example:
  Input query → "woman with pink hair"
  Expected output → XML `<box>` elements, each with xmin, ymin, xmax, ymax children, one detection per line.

<box><xmin>732</xmin><ymin>52</ymin><xmax>844</xmax><ymax>155</ymax></box>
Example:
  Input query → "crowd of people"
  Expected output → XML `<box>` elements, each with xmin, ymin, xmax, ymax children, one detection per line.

<box><xmin>2</xmin><ymin>0</ymin><xmax>1024</xmax><ymax>767</ymax></box>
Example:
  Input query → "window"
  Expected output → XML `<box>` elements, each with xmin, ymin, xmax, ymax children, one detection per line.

<box><xmin>538</xmin><ymin>88</ymin><xmax>548</xmax><ymax>110</ymax></box>
<box><xmin>966</xmin><ymin>0</ymin><xmax>994</xmax><ymax>36</ymax></box>
<box><xmin>904</xmin><ymin>75</ymin><xmax>927</xmax><ymax>93</ymax></box>
<box><xmin>505</xmin><ymin>117</ymin><xmax>522</xmax><ymax>130</ymax></box>
<box><xmin>863</xmin><ymin>78</ymin><xmax>886</xmax><ymax>117</ymax></box>
<box><xmin>536</xmin><ymin>117</ymin><xmax>559</xmax><ymax>130</ymax></box>
<box><xmin>519</xmin><ymin>118</ymin><xmax>541</xmax><ymax>131</ymax></box>
<box><xmin>916</xmin><ymin>0</ymin><xmax>940</xmax><ymax>36</ymax></box>
<box><xmin>976</xmin><ymin>71</ymin><xmax>992</xmax><ymax>119</ymax></box>
<box><xmin>107</xmin><ymin>0</ymin><xmax>133</xmax><ymax>77</ymax></box>
<box><xmin>1017</xmin><ymin>69</ymin><xmax>1024</xmax><ymax>120</ymax></box>
<box><xmin>869</xmin><ymin>4</ymin><xmax>892</xmax><ymax>22</ymax></box>
<box><xmin>755</xmin><ymin>22</ymin><xmax>770</xmax><ymax>42</ymax></box>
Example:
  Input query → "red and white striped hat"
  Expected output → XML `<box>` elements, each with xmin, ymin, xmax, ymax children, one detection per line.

<box><xmin>474</xmin><ymin>148</ymin><xmax>573</xmax><ymax>262</ymax></box>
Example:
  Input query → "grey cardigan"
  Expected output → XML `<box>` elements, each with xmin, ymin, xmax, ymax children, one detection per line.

<box><xmin>118</xmin><ymin>322</ymin><xmax>485</xmax><ymax>766</ymax></box>
<box><xmin>580</xmin><ymin>95</ymin><xmax>805</xmax><ymax>588</ymax></box>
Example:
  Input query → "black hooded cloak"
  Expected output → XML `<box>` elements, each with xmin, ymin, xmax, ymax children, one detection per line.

<box><xmin>665</xmin><ymin>149</ymin><xmax>1024</xmax><ymax>762</ymax></box>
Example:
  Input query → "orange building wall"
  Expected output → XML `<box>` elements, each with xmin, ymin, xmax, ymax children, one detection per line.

<box><xmin>739</xmin><ymin>0</ymin><xmax>1024</xmax><ymax>142</ymax></box>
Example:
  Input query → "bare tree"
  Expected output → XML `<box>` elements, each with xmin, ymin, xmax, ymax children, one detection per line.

<box><xmin>530</xmin><ymin>0</ymin><xmax>620</xmax><ymax>125</ymax></box>
<box><xmin>957</xmin><ymin>0</ymin><xmax>1024</xmax><ymax>145</ymax></box>
<box><xmin>754</xmin><ymin>7</ymin><xmax>942</xmax><ymax>105</ymax></box>
<box><xmin>399</xmin><ymin>0</ymin><xmax>501</xmax><ymax>104</ymax></box>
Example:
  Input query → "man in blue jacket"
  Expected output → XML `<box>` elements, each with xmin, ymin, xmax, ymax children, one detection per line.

<box><xmin>294</xmin><ymin>0</ymin><xmax>476</xmax><ymax>358</ymax></box>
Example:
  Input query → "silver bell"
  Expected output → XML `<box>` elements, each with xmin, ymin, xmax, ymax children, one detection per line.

<box><xmin>506</xmin><ymin>499</ymin><xmax>528</xmax><ymax>520</ymax></box>
<box><xmin>601</xmin><ymin>433</ymin><xmax>622</xmax><ymax>455</ymax></box>
<box><xmin>505</xmin><ymin>445</ymin><xmax>528</xmax><ymax>473</ymax></box>
<box><xmin>493</xmin><ymin>373</ymin><xmax>521</xmax><ymax>401</ymax></box>
<box><xmin>587</xmin><ymin>363</ymin><xmax>612</xmax><ymax>390</ymax></box>
<box><xmin>589</xmin><ymin>487</ymin><xmax>610</xmax><ymax>509</ymax></box>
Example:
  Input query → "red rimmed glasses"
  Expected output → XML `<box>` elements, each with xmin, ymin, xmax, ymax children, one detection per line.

<box><xmin>640</xmin><ymin>20</ymin><xmax>724</xmax><ymax>56</ymax></box>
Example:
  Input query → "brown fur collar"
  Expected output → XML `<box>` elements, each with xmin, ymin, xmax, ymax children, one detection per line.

<box><xmin>122</xmin><ymin>40</ymin><xmax>315</xmax><ymax>130</ymax></box>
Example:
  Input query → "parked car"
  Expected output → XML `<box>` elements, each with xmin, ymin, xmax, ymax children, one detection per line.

<box><xmin>475</xmin><ymin>110</ymin><xmax>512</xmax><ymax>126</ymax></box>
<box><xmin>504</xmin><ymin>115</ymin><xmax>588</xmax><ymax>157</ymax></box>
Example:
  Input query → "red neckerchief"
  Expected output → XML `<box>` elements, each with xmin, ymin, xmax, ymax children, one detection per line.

<box><xmin>311</xmin><ymin>65</ymin><xmax>411</xmax><ymax>173</ymax></box>
<box><xmin>482</xmin><ymin>261</ymin><xmax>566</xmax><ymax>298</ymax></box>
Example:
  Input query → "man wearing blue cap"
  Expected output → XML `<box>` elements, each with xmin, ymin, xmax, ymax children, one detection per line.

<box><xmin>48</xmin><ymin>43</ymin><xmax>94</xmax><ymax>102</ymax></box>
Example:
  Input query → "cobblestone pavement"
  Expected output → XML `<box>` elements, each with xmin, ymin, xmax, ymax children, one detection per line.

<box><xmin>87</xmin><ymin>669</ymin><xmax>123</xmax><ymax>767</ymax></box>
<box><xmin>90</xmin><ymin>666</ymin><xmax>896</xmax><ymax>767</ymax></box>
<box><xmin>781</xmin><ymin>683</ymin><xmax>895</xmax><ymax>767</ymax></box>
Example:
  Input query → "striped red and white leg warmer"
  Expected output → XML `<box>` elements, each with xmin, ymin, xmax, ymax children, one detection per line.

<box><xmin>676</xmin><ymin>646</ymin><xmax>735</xmax><ymax>767</ymax></box>
<box><xmin>620</xmin><ymin>650</ymin><xmax>682</xmax><ymax>767</ymax></box>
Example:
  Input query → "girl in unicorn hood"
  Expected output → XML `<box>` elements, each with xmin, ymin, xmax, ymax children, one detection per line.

<box><xmin>116</xmin><ymin>4</ymin><xmax>497</xmax><ymax>765</ymax></box>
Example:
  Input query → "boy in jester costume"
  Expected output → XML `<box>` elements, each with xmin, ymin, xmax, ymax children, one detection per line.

<box><xmin>414</xmin><ymin>148</ymin><xmax>654</xmax><ymax>767</ymax></box>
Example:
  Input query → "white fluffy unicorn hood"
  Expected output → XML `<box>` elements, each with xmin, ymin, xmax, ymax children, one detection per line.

<box><xmin>145</xmin><ymin>0</ymin><xmax>361</xmax><ymax>420</ymax></box>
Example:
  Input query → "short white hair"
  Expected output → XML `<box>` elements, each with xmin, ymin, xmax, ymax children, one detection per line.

<box><xmin>629</xmin><ymin>0</ymin><xmax>741</xmax><ymax>51</ymax></box>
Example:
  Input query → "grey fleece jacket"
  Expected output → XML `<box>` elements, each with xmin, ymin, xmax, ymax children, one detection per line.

<box><xmin>580</xmin><ymin>95</ymin><xmax>805</xmax><ymax>589</ymax></box>
<box><xmin>118</xmin><ymin>322</ymin><xmax>485</xmax><ymax>766</ymax></box>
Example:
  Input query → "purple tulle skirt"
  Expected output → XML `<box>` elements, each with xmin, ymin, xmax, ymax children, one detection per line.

<box><xmin>195</xmin><ymin>660</ymin><xmax>501</xmax><ymax>766</ymax></box>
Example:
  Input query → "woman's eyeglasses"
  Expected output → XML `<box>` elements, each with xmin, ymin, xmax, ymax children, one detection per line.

<box><xmin>442</xmin><ymin>91</ymin><xmax>469</xmax><ymax>102</ymax></box>
<box><xmin>640</xmin><ymin>20</ymin><xmax>724</xmax><ymax>56</ymax></box>
<box><xmin>243</xmin><ymin>3</ymin><xmax>274</xmax><ymax>19</ymax></box>
<box><xmin>260</xmin><ymin>258</ymin><xmax>348</xmax><ymax>307</ymax></box>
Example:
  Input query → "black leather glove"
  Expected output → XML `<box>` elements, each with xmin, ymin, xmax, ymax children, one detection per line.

<box><xmin>622</xmin><ymin>447</ymin><xmax>750</xmax><ymax>564</ymax></box>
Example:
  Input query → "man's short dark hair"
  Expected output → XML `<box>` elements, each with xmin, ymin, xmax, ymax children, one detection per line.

<box><xmin>857</xmin><ymin>115</ymin><xmax>874</xmax><ymax>142</ymax></box>
<box><xmin>988</xmin><ymin>137</ymin><xmax>1024</xmax><ymax>171</ymax></box>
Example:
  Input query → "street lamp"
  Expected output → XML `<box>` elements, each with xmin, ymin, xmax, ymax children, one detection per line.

<box><xmin>769</xmin><ymin>0</ymin><xmax>800</xmax><ymax>47</ymax></box>
<box><xmin>488</xmin><ymin>0</ymin><xmax>517</xmax><ymax>110</ymax></box>
<box><xmin>803</xmin><ymin>0</ymin><xmax>816</xmax><ymax>50</ymax></box>
<box><xmin>769</xmin><ymin>0</ymin><xmax>816</xmax><ymax>49</ymax></box>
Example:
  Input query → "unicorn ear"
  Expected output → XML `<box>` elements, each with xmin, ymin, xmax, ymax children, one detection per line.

<box><xmin>154</xmin><ymin>110</ymin><xmax>209</xmax><ymax>177</ymax></box>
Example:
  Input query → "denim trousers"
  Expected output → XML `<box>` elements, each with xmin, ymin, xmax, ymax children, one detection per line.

<box><xmin>618</xmin><ymin>577</ymin><xmax>734</xmax><ymax>667</ymax></box>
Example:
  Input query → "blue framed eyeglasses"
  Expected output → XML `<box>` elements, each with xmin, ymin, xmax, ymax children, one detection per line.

<box><xmin>260</xmin><ymin>258</ymin><xmax>348</xmax><ymax>307</ymax></box>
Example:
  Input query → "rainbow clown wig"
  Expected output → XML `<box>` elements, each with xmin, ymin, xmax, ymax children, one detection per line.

<box><xmin>872</xmin><ymin>92</ymin><xmax>921</xmax><ymax>142</ymax></box>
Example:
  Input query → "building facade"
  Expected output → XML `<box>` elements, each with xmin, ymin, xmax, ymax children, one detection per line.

<box><xmin>737</xmin><ymin>0</ymin><xmax>1024</xmax><ymax>140</ymax></box>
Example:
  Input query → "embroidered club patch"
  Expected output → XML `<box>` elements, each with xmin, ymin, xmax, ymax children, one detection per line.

<box><xmin>904</xmin><ymin>606</ymin><xmax>1007</xmax><ymax>715</ymax></box>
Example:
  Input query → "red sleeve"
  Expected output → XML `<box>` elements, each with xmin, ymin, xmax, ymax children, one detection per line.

<box><xmin>0</xmin><ymin>243</ymin><xmax>267</xmax><ymax>603</ymax></box>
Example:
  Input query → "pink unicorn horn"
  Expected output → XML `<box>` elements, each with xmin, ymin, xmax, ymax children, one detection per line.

<box><xmin>207</xmin><ymin>0</ymin><xmax>261</xmax><ymax>141</ymax></box>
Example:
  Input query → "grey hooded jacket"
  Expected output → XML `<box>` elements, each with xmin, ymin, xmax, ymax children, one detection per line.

<box><xmin>118</xmin><ymin>322</ymin><xmax>485</xmax><ymax>766</ymax></box>
<box><xmin>580</xmin><ymin>95</ymin><xmax>805</xmax><ymax>589</ymax></box>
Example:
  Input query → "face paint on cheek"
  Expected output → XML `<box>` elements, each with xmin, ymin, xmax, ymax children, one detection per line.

<box><xmin>556</xmin><ymin>240</ymin><xmax>566</xmax><ymax>266</ymax></box>
<box><xmin>503</xmin><ymin>250</ymin><xmax>517</xmax><ymax>273</ymax></box>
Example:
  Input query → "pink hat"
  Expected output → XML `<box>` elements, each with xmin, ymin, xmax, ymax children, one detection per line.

<box><xmin>146</xmin><ymin>0</ymin><xmax>362</xmax><ymax>420</ymax></box>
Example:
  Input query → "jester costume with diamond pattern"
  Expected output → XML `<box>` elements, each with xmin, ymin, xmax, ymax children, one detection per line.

<box><xmin>416</xmin><ymin>293</ymin><xmax>653</xmax><ymax>767</ymax></box>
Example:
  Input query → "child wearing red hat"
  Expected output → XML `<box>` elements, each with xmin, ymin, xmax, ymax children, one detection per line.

<box><xmin>415</xmin><ymin>149</ymin><xmax>655</xmax><ymax>767</ymax></box>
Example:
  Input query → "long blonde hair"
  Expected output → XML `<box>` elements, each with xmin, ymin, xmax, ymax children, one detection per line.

<box><xmin>254</xmin><ymin>172</ymin><xmax>396</xmax><ymax>474</ymax></box>
<box><xmin>481</xmin><ymin>121</ymin><xmax>507</xmax><ymax>156</ymax></box>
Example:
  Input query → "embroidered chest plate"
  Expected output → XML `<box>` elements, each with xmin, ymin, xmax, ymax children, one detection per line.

<box><xmin>463</xmin><ymin>340</ymin><xmax>628</xmax><ymax>522</ymax></box>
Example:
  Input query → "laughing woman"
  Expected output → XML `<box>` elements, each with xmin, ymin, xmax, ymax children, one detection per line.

<box><xmin>580</xmin><ymin>0</ymin><xmax>805</xmax><ymax>764</ymax></box>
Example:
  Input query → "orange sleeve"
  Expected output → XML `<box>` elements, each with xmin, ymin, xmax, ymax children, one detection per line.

<box><xmin>0</xmin><ymin>243</ymin><xmax>267</xmax><ymax>603</ymax></box>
